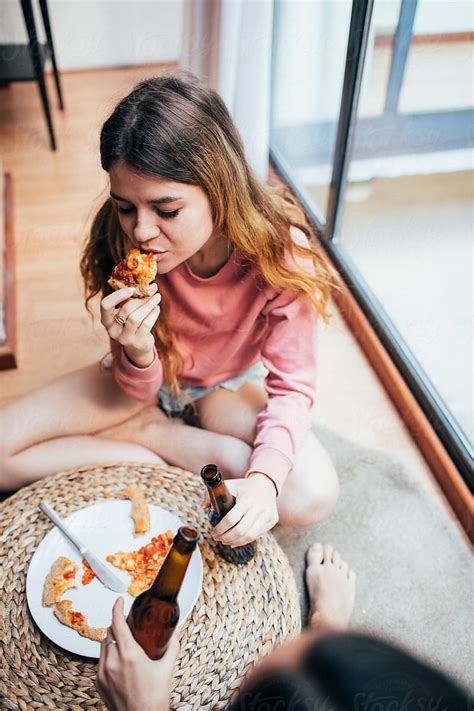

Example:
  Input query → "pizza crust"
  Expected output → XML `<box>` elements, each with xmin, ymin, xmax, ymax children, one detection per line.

<box><xmin>54</xmin><ymin>599</ymin><xmax>107</xmax><ymax>642</ymax></box>
<box><xmin>42</xmin><ymin>556</ymin><xmax>78</xmax><ymax>607</ymax></box>
<box><xmin>108</xmin><ymin>277</ymin><xmax>156</xmax><ymax>298</ymax></box>
<box><xmin>123</xmin><ymin>484</ymin><xmax>150</xmax><ymax>535</ymax></box>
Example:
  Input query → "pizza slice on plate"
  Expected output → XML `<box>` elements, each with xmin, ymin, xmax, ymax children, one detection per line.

<box><xmin>108</xmin><ymin>249</ymin><xmax>158</xmax><ymax>297</ymax></box>
<box><xmin>107</xmin><ymin>530</ymin><xmax>174</xmax><ymax>597</ymax></box>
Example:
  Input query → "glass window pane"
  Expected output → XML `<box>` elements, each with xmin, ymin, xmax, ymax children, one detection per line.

<box><xmin>400</xmin><ymin>39</ymin><xmax>473</xmax><ymax>113</ymax></box>
<box><xmin>403</xmin><ymin>0</ymin><xmax>474</xmax><ymax>113</ymax></box>
<box><xmin>271</xmin><ymin>0</ymin><xmax>352</xmax><ymax>218</ymax></box>
<box><xmin>338</xmin><ymin>7</ymin><xmax>473</xmax><ymax>445</ymax></box>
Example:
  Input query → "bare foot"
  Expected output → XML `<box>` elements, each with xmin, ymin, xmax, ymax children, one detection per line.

<box><xmin>98</xmin><ymin>405</ymin><xmax>169</xmax><ymax>451</ymax></box>
<box><xmin>305</xmin><ymin>542</ymin><xmax>355</xmax><ymax>632</ymax></box>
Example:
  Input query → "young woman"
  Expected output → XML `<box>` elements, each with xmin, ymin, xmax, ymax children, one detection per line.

<box><xmin>0</xmin><ymin>74</ymin><xmax>339</xmax><ymax>545</ymax></box>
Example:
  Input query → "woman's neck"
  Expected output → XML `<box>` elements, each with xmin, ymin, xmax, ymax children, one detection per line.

<box><xmin>186</xmin><ymin>234</ymin><xmax>232</xmax><ymax>278</ymax></box>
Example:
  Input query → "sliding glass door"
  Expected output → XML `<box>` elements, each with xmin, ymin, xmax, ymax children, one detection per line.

<box><xmin>270</xmin><ymin>0</ymin><xmax>473</xmax><ymax>487</ymax></box>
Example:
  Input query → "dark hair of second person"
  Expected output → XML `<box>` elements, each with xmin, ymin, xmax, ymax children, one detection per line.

<box><xmin>229</xmin><ymin>633</ymin><xmax>469</xmax><ymax>711</ymax></box>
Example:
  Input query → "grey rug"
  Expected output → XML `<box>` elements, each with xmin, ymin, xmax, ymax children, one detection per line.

<box><xmin>274</xmin><ymin>425</ymin><xmax>473</xmax><ymax>690</ymax></box>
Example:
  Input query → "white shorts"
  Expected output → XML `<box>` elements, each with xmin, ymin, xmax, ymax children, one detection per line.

<box><xmin>158</xmin><ymin>361</ymin><xmax>267</xmax><ymax>417</ymax></box>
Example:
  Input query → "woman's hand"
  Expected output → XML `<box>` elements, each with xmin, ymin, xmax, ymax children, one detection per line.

<box><xmin>96</xmin><ymin>597</ymin><xmax>179</xmax><ymax>711</ymax></box>
<box><xmin>202</xmin><ymin>473</ymin><xmax>279</xmax><ymax>546</ymax></box>
<box><xmin>100</xmin><ymin>284</ymin><xmax>161</xmax><ymax>367</ymax></box>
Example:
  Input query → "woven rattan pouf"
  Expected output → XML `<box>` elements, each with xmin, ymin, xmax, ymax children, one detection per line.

<box><xmin>0</xmin><ymin>463</ymin><xmax>301</xmax><ymax>710</ymax></box>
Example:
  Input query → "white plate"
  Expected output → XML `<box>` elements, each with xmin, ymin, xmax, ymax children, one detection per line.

<box><xmin>26</xmin><ymin>501</ymin><xmax>203</xmax><ymax>658</ymax></box>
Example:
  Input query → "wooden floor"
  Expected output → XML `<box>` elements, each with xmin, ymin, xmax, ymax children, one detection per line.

<box><xmin>0</xmin><ymin>64</ymin><xmax>177</xmax><ymax>400</ymax></box>
<box><xmin>0</xmin><ymin>65</ymin><xmax>466</xmax><ymax>541</ymax></box>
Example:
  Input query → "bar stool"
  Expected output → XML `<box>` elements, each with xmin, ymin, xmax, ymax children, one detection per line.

<box><xmin>0</xmin><ymin>0</ymin><xmax>64</xmax><ymax>150</ymax></box>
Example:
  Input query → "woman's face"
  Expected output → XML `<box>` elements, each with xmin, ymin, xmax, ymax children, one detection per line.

<box><xmin>109</xmin><ymin>161</ymin><xmax>216</xmax><ymax>274</ymax></box>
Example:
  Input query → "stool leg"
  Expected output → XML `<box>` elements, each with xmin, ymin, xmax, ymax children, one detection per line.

<box><xmin>20</xmin><ymin>0</ymin><xmax>57</xmax><ymax>150</ymax></box>
<box><xmin>38</xmin><ymin>0</ymin><xmax>64</xmax><ymax>110</ymax></box>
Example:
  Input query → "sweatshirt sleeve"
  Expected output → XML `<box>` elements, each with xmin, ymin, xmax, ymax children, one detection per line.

<box><xmin>244</xmin><ymin>289</ymin><xmax>318</xmax><ymax>494</ymax></box>
<box><xmin>110</xmin><ymin>339</ymin><xmax>164</xmax><ymax>401</ymax></box>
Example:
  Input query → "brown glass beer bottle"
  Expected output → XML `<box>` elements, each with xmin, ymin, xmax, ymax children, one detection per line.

<box><xmin>126</xmin><ymin>526</ymin><xmax>199</xmax><ymax>660</ymax></box>
<box><xmin>201</xmin><ymin>464</ymin><xmax>255</xmax><ymax>564</ymax></box>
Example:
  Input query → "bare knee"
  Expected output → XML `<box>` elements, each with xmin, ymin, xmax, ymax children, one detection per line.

<box><xmin>206</xmin><ymin>436</ymin><xmax>251</xmax><ymax>479</ymax></box>
<box><xmin>278</xmin><ymin>459</ymin><xmax>339</xmax><ymax>528</ymax></box>
<box><xmin>196</xmin><ymin>386</ymin><xmax>264</xmax><ymax>446</ymax></box>
<box><xmin>305</xmin><ymin>460</ymin><xmax>339</xmax><ymax>525</ymax></box>
<box><xmin>0</xmin><ymin>456</ymin><xmax>21</xmax><ymax>492</ymax></box>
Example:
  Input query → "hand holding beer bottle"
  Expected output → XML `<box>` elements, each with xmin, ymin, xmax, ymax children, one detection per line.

<box><xmin>97</xmin><ymin>597</ymin><xmax>179</xmax><ymax>711</ymax></box>
<box><xmin>200</xmin><ymin>464</ymin><xmax>279</xmax><ymax>562</ymax></box>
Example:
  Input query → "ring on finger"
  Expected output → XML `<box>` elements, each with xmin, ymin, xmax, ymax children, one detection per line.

<box><xmin>114</xmin><ymin>313</ymin><xmax>127</xmax><ymax>327</ymax></box>
<box><xmin>105</xmin><ymin>639</ymin><xmax>117</xmax><ymax>647</ymax></box>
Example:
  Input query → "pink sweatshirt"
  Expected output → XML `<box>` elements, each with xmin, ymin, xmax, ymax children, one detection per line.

<box><xmin>112</xmin><ymin>227</ymin><xmax>318</xmax><ymax>494</ymax></box>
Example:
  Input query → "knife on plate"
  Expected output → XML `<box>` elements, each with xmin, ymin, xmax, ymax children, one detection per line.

<box><xmin>40</xmin><ymin>501</ymin><xmax>128</xmax><ymax>594</ymax></box>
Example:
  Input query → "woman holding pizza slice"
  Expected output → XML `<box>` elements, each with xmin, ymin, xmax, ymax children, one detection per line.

<box><xmin>0</xmin><ymin>74</ymin><xmax>339</xmax><ymax>545</ymax></box>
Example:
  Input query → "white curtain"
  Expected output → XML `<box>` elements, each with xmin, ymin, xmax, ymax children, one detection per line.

<box><xmin>181</xmin><ymin>0</ymin><xmax>274</xmax><ymax>181</ymax></box>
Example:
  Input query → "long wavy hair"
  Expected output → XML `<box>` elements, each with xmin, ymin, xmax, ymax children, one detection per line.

<box><xmin>81</xmin><ymin>74</ymin><xmax>336</xmax><ymax>393</ymax></box>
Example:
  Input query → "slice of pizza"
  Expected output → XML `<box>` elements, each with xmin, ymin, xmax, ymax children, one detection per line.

<box><xmin>108</xmin><ymin>249</ymin><xmax>158</xmax><ymax>297</ymax></box>
<box><xmin>123</xmin><ymin>484</ymin><xmax>150</xmax><ymax>535</ymax></box>
<box><xmin>107</xmin><ymin>530</ymin><xmax>174</xmax><ymax>597</ymax></box>
<box><xmin>43</xmin><ymin>556</ymin><xmax>78</xmax><ymax>607</ymax></box>
<box><xmin>54</xmin><ymin>599</ymin><xmax>106</xmax><ymax>642</ymax></box>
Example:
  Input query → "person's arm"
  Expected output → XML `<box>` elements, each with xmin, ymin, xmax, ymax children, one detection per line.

<box><xmin>244</xmin><ymin>287</ymin><xmax>318</xmax><ymax>496</ymax></box>
<box><xmin>208</xmin><ymin>292</ymin><xmax>317</xmax><ymax>547</ymax></box>
<box><xmin>209</xmin><ymin>228</ymin><xmax>318</xmax><ymax>547</ymax></box>
<box><xmin>110</xmin><ymin>339</ymin><xmax>164</xmax><ymax>402</ymax></box>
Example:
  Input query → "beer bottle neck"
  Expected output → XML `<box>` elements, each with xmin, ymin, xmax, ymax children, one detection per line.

<box><xmin>208</xmin><ymin>480</ymin><xmax>235</xmax><ymax>518</ymax></box>
<box><xmin>150</xmin><ymin>545</ymin><xmax>193</xmax><ymax>601</ymax></box>
<box><xmin>201</xmin><ymin>465</ymin><xmax>236</xmax><ymax>519</ymax></box>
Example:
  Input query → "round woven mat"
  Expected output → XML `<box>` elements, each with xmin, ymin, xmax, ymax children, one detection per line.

<box><xmin>0</xmin><ymin>463</ymin><xmax>301</xmax><ymax>710</ymax></box>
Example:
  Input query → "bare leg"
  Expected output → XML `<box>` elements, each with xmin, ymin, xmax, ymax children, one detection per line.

<box><xmin>0</xmin><ymin>364</ymin><xmax>163</xmax><ymax>490</ymax></box>
<box><xmin>2</xmin><ymin>436</ymin><xmax>164</xmax><ymax>490</ymax></box>
<box><xmin>100</xmin><ymin>382</ymin><xmax>339</xmax><ymax>528</ymax></box>
<box><xmin>98</xmin><ymin>406</ymin><xmax>251</xmax><ymax>476</ymax></box>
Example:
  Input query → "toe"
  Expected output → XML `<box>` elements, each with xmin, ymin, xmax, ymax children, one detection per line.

<box><xmin>306</xmin><ymin>542</ymin><xmax>324</xmax><ymax>567</ymax></box>
<box><xmin>333</xmin><ymin>550</ymin><xmax>342</xmax><ymax>568</ymax></box>
<box><xmin>348</xmin><ymin>568</ymin><xmax>356</xmax><ymax>581</ymax></box>
<box><xmin>323</xmin><ymin>543</ymin><xmax>334</xmax><ymax>563</ymax></box>
<box><xmin>340</xmin><ymin>560</ymin><xmax>349</xmax><ymax>577</ymax></box>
